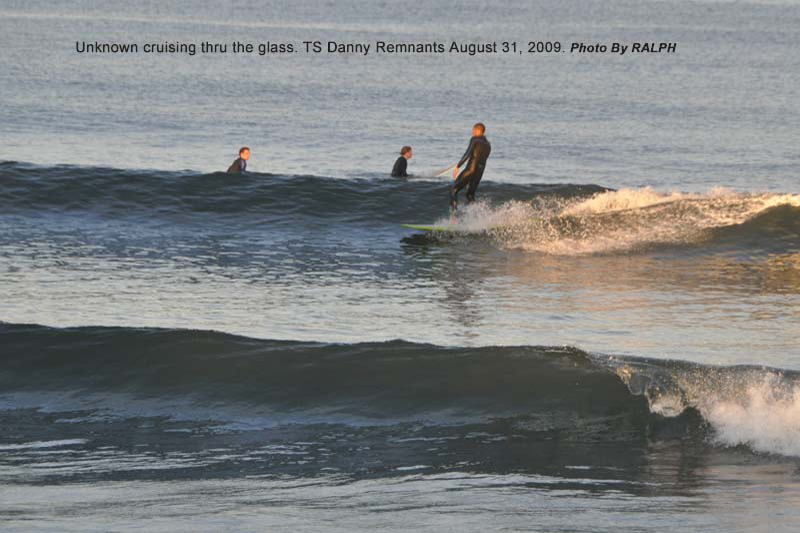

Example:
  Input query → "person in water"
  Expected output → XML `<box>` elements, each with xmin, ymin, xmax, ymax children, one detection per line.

<box><xmin>391</xmin><ymin>146</ymin><xmax>413</xmax><ymax>177</ymax></box>
<box><xmin>226</xmin><ymin>147</ymin><xmax>250</xmax><ymax>174</ymax></box>
<box><xmin>450</xmin><ymin>123</ymin><xmax>491</xmax><ymax>209</ymax></box>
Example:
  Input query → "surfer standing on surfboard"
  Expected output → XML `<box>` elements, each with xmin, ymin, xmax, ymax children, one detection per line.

<box><xmin>450</xmin><ymin>123</ymin><xmax>491</xmax><ymax>210</ymax></box>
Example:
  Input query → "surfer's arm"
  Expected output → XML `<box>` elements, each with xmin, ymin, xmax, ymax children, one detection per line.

<box><xmin>453</xmin><ymin>139</ymin><xmax>474</xmax><ymax>178</ymax></box>
<box><xmin>456</xmin><ymin>138</ymin><xmax>474</xmax><ymax>169</ymax></box>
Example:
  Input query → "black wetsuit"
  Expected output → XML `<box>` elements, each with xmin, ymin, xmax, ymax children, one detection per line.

<box><xmin>451</xmin><ymin>135</ymin><xmax>491</xmax><ymax>207</ymax></box>
<box><xmin>226</xmin><ymin>157</ymin><xmax>247</xmax><ymax>174</ymax></box>
<box><xmin>391</xmin><ymin>156</ymin><xmax>409</xmax><ymax>177</ymax></box>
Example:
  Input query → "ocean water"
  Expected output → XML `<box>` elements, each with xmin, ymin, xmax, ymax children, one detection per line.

<box><xmin>1</xmin><ymin>0</ymin><xmax>800</xmax><ymax>531</ymax></box>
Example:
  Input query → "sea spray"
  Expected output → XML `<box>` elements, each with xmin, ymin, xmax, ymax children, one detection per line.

<box><xmin>609</xmin><ymin>355</ymin><xmax>800</xmax><ymax>457</ymax></box>
<box><xmin>429</xmin><ymin>188</ymin><xmax>800</xmax><ymax>255</ymax></box>
<box><xmin>705</xmin><ymin>377</ymin><xmax>800</xmax><ymax>456</ymax></box>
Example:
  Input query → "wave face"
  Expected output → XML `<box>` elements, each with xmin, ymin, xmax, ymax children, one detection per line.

<box><xmin>0</xmin><ymin>161</ymin><xmax>604</xmax><ymax>225</ymax></box>
<box><xmin>2</xmin><ymin>323</ymin><xmax>799</xmax><ymax>460</ymax></box>
<box><xmin>3</xmin><ymin>162</ymin><xmax>799</xmax><ymax>257</ymax></box>
<box><xmin>0</xmin><ymin>323</ymin><xmax>643</xmax><ymax>429</ymax></box>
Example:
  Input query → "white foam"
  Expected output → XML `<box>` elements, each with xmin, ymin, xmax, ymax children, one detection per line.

<box><xmin>562</xmin><ymin>187</ymin><xmax>701</xmax><ymax>215</ymax></box>
<box><xmin>439</xmin><ymin>188</ymin><xmax>800</xmax><ymax>255</ymax></box>
<box><xmin>704</xmin><ymin>377</ymin><xmax>800</xmax><ymax>457</ymax></box>
<box><xmin>646</xmin><ymin>393</ymin><xmax>687</xmax><ymax>419</ymax></box>
<box><xmin>434</xmin><ymin>200</ymin><xmax>538</xmax><ymax>233</ymax></box>
<box><xmin>617</xmin><ymin>361</ymin><xmax>800</xmax><ymax>457</ymax></box>
<box><xmin>0</xmin><ymin>439</ymin><xmax>88</xmax><ymax>451</ymax></box>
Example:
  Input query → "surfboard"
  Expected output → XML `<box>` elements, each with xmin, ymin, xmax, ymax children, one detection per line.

<box><xmin>401</xmin><ymin>223</ymin><xmax>510</xmax><ymax>233</ymax></box>
<box><xmin>401</xmin><ymin>224</ymin><xmax>456</xmax><ymax>232</ymax></box>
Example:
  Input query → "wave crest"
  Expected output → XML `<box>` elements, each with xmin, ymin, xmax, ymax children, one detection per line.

<box><xmin>3</xmin><ymin>323</ymin><xmax>800</xmax><ymax>457</ymax></box>
<box><xmin>434</xmin><ymin>188</ymin><xmax>800</xmax><ymax>255</ymax></box>
<box><xmin>610</xmin><ymin>356</ymin><xmax>800</xmax><ymax>457</ymax></box>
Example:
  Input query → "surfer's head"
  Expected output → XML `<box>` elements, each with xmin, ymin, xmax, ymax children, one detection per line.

<box><xmin>401</xmin><ymin>146</ymin><xmax>413</xmax><ymax>159</ymax></box>
<box><xmin>472</xmin><ymin>123</ymin><xmax>485</xmax><ymax>137</ymax></box>
<box><xmin>239</xmin><ymin>147</ymin><xmax>250</xmax><ymax>161</ymax></box>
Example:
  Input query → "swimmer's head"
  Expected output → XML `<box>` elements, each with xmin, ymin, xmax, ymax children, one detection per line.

<box><xmin>401</xmin><ymin>146</ymin><xmax>412</xmax><ymax>159</ymax></box>
<box><xmin>472</xmin><ymin>123</ymin><xmax>485</xmax><ymax>136</ymax></box>
<box><xmin>239</xmin><ymin>147</ymin><xmax>250</xmax><ymax>160</ymax></box>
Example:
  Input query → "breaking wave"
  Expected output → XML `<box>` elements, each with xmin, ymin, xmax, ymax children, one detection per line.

<box><xmin>432</xmin><ymin>187</ymin><xmax>800</xmax><ymax>255</ymax></box>
<box><xmin>3</xmin><ymin>161</ymin><xmax>798</xmax><ymax>256</ymax></box>
<box><xmin>2</xmin><ymin>322</ymin><xmax>799</xmax><ymax>458</ymax></box>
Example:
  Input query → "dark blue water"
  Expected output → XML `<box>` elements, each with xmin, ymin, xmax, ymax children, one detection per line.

<box><xmin>2</xmin><ymin>0</ymin><xmax>800</xmax><ymax>531</ymax></box>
